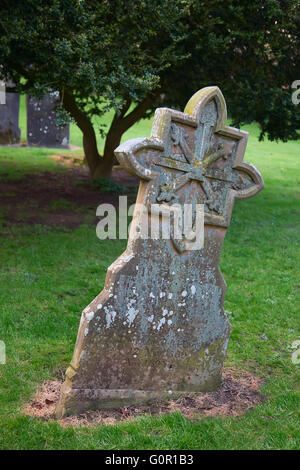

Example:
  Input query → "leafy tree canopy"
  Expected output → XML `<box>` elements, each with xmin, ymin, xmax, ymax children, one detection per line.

<box><xmin>0</xmin><ymin>0</ymin><xmax>299</xmax><ymax>177</ymax></box>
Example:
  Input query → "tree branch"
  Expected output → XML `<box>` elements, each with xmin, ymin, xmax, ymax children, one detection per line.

<box><xmin>62</xmin><ymin>91</ymin><xmax>105</xmax><ymax>175</ymax></box>
<box><xmin>120</xmin><ymin>94</ymin><xmax>155</xmax><ymax>132</ymax></box>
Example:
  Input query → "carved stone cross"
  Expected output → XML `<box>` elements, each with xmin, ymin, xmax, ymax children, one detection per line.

<box><xmin>56</xmin><ymin>87</ymin><xmax>263</xmax><ymax>417</ymax></box>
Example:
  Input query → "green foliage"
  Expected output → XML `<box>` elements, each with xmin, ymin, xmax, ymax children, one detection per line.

<box><xmin>0</xmin><ymin>0</ymin><xmax>299</xmax><ymax>142</ymax></box>
<box><xmin>55</xmin><ymin>105</ymin><xmax>75</xmax><ymax>128</ymax></box>
<box><xmin>0</xmin><ymin>0</ymin><xmax>186</xmax><ymax>122</ymax></box>
<box><xmin>166</xmin><ymin>0</ymin><xmax>300</xmax><ymax>141</ymax></box>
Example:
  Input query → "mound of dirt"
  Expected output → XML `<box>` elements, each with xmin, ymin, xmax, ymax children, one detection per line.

<box><xmin>24</xmin><ymin>368</ymin><xmax>264</xmax><ymax>428</ymax></box>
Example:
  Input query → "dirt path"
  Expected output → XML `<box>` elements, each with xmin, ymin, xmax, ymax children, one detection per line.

<box><xmin>0</xmin><ymin>167</ymin><xmax>138</xmax><ymax>228</ymax></box>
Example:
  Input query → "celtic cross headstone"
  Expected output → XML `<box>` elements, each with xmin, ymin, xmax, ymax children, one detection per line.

<box><xmin>56</xmin><ymin>86</ymin><xmax>263</xmax><ymax>417</ymax></box>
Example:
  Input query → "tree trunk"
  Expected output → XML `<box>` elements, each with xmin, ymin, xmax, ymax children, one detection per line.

<box><xmin>102</xmin><ymin>94</ymin><xmax>154</xmax><ymax>170</ymax></box>
<box><xmin>99</xmin><ymin>98</ymin><xmax>131</xmax><ymax>178</ymax></box>
<box><xmin>62</xmin><ymin>90</ymin><xmax>155</xmax><ymax>179</ymax></box>
<box><xmin>62</xmin><ymin>91</ymin><xmax>112</xmax><ymax>178</ymax></box>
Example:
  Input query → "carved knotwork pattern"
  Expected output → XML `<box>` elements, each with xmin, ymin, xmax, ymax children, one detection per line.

<box><xmin>156</xmin><ymin>123</ymin><xmax>240</xmax><ymax>215</ymax></box>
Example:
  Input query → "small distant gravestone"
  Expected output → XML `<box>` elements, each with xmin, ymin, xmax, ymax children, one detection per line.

<box><xmin>56</xmin><ymin>86</ymin><xmax>263</xmax><ymax>417</ymax></box>
<box><xmin>27</xmin><ymin>92</ymin><xmax>69</xmax><ymax>148</ymax></box>
<box><xmin>0</xmin><ymin>82</ymin><xmax>20</xmax><ymax>145</ymax></box>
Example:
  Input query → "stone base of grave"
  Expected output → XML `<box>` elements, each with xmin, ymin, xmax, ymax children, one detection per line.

<box><xmin>56</xmin><ymin>330</ymin><xmax>230</xmax><ymax>418</ymax></box>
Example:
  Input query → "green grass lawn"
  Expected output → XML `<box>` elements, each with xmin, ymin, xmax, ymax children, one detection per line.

<box><xmin>0</xmin><ymin>105</ymin><xmax>299</xmax><ymax>449</ymax></box>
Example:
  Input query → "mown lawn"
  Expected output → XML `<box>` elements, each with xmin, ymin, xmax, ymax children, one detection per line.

<box><xmin>0</xmin><ymin>106</ymin><xmax>299</xmax><ymax>449</ymax></box>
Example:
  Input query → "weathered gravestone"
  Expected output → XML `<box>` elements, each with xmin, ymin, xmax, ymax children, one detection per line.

<box><xmin>0</xmin><ymin>82</ymin><xmax>20</xmax><ymax>145</ymax></box>
<box><xmin>56</xmin><ymin>86</ymin><xmax>263</xmax><ymax>417</ymax></box>
<box><xmin>27</xmin><ymin>92</ymin><xmax>69</xmax><ymax>148</ymax></box>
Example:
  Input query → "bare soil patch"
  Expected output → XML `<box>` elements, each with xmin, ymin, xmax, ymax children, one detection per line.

<box><xmin>24</xmin><ymin>368</ymin><xmax>264</xmax><ymax>427</ymax></box>
<box><xmin>0</xmin><ymin>166</ymin><xmax>138</xmax><ymax>228</ymax></box>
